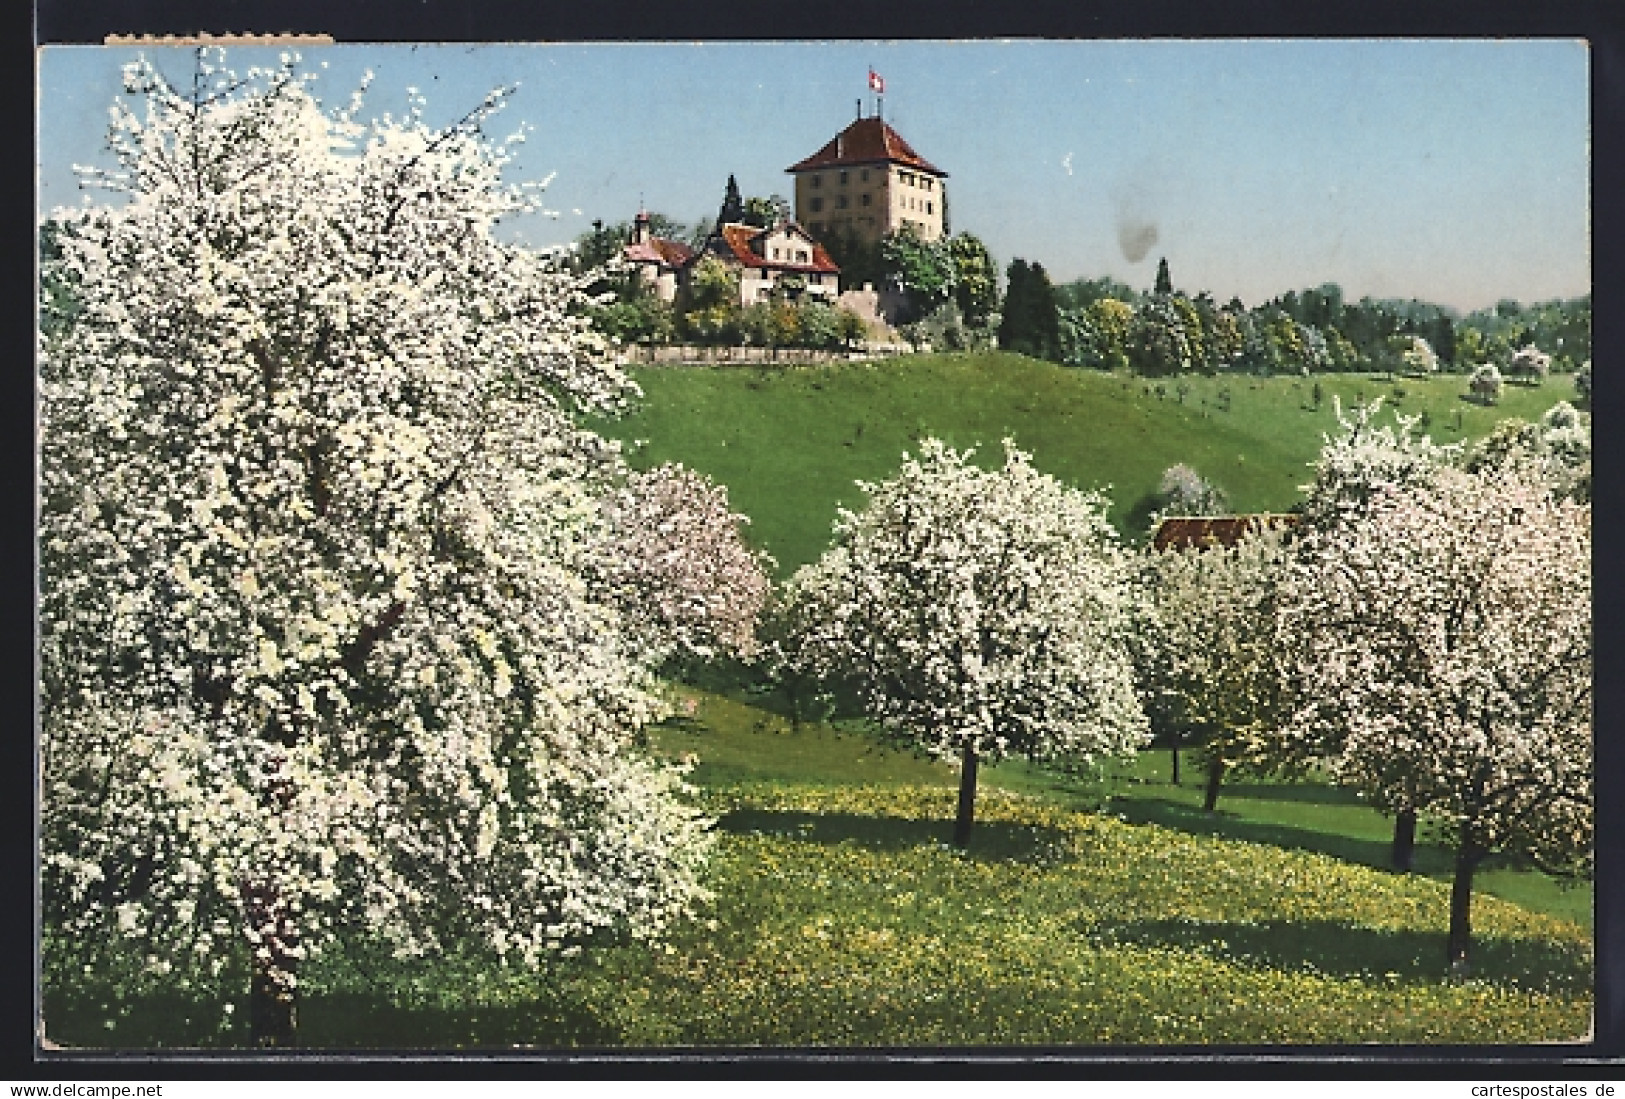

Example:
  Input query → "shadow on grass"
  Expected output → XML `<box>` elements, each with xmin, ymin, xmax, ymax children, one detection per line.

<box><xmin>1111</xmin><ymin>795</ymin><xmax>1459</xmax><ymax>877</ymax></box>
<box><xmin>1209</xmin><ymin>782</ymin><xmax>1367</xmax><ymax>807</ymax></box>
<box><xmin>1086</xmin><ymin>917</ymin><xmax>1592</xmax><ymax>995</ymax></box>
<box><xmin>41</xmin><ymin>986</ymin><xmax>626</xmax><ymax>1051</ymax></box>
<box><xmin>294</xmin><ymin>992</ymin><xmax>624</xmax><ymax>1049</ymax></box>
<box><xmin>717</xmin><ymin>807</ymin><xmax>1074</xmax><ymax>864</ymax></box>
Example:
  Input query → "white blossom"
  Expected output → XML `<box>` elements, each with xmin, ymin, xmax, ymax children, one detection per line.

<box><xmin>40</xmin><ymin>51</ymin><xmax>714</xmax><ymax>1032</ymax></box>
<box><xmin>771</xmin><ymin>439</ymin><xmax>1148</xmax><ymax>839</ymax></box>
<box><xmin>1278</xmin><ymin>467</ymin><xmax>1591</xmax><ymax>965</ymax></box>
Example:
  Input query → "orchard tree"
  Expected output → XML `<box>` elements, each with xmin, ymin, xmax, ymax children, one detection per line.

<box><xmin>1296</xmin><ymin>396</ymin><xmax>1458</xmax><ymax>866</ymax></box>
<box><xmin>1464</xmin><ymin>402</ymin><xmax>1591</xmax><ymax>503</ymax></box>
<box><xmin>772</xmin><ymin>440</ymin><xmax>1148</xmax><ymax>847</ymax></box>
<box><xmin>1279</xmin><ymin>469</ymin><xmax>1591</xmax><ymax>973</ymax></box>
<box><xmin>1153</xmin><ymin>463</ymin><xmax>1229</xmax><ymax>519</ymax></box>
<box><xmin>1506</xmin><ymin>343</ymin><xmax>1552</xmax><ymax>386</ymax></box>
<box><xmin>1148</xmin><ymin>528</ymin><xmax>1293</xmax><ymax>811</ymax></box>
<box><xmin>592</xmin><ymin>464</ymin><xmax>773</xmax><ymax>664</ymax></box>
<box><xmin>39</xmin><ymin>52</ymin><xmax>720</xmax><ymax>1045</ymax></box>
<box><xmin>1399</xmin><ymin>335</ymin><xmax>1439</xmax><ymax>377</ymax></box>
<box><xmin>1298</xmin><ymin>397</ymin><xmax>1459</xmax><ymax>532</ymax></box>
<box><xmin>1470</xmin><ymin>363</ymin><xmax>1504</xmax><ymax>404</ymax></box>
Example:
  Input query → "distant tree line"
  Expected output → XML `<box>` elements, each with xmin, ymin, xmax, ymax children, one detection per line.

<box><xmin>571</xmin><ymin>209</ymin><xmax>1590</xmax><ymax>378</ymax></box>
<box><xmin>1003</xmin><ymin>256</ymin><xmax>1589</xmax><ymax>382</ymax></box>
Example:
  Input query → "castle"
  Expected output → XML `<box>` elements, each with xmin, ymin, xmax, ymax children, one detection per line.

<box><xmin>621</xmin><ymin>106</ymin><xmax>947</xmax><ymax>318</ymax></box>
<box><xmin>785</xmin><ymin>113</ymin><xmax>949</xmax><ymax>246</ymax></box>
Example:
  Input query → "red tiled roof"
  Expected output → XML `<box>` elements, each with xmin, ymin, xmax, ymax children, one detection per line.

<box><xmin>1151</xmin><ymin>514</ymin><xmax>1299</xmax><ymax>552</ymax></box>
<box><xmin>785</xmin><ymin>117</ymin><xmax>946</xmax><ymax>176</ymax></box>
<box><xmin>710</xmin><ymin>223</ymin><xmax>840</xmax><ymax>274</ymax></box>
<box><xmin>624</xmin><ymin>236</ymin><xmax>694</xmax><ymax>268</ymax></box>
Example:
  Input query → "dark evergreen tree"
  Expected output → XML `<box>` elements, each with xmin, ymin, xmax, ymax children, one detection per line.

<box><xmin>717</xmin><ymin>174</ymin><xmax>745</xmax><ymax>229</ymax></box>
<box><xmin>998</xmin><ymin>258</ymin><xmax>1060</xmax><ymax>361</ymax></box>
<box><xmin>1154</xmin><ymin>256</ymin><xmax>1173</xmax><ymax>296</ymax></box>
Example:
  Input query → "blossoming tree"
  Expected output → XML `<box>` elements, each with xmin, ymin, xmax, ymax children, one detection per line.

<box><xmin>1465</xmin><ymin>401</ymin><xmax>1592</xmax><ymax>504</ymax></box>
<box><xmin>592</xmin><ymin>462</ymin><xmax>773</xmax><ymax>663</ymax></box>
<box><xmin>39</xmin><ymin>52</ymin><xmax>723</xmax><ymax>1044</ymax></box>
<box><xmin>1145</xmin><ymin>527</ymin><xmax>1293</xmax><ymax>811</ymax></box>
<box><xmin>1295</xmin><ymin>396</ymin><xmax>1459</xmax><ymax>869</ymax></box>
<box><xmin>772</xmin><ymin>439</ymin><xmax>1148</xmax><ymax>847</ymax></box>
<box><xmin>1279</xmin><ymin>469</ymin><xmax>1591</xmax><ymax>972</ymax></box>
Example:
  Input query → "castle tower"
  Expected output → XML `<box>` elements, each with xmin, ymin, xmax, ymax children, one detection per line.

<box><xmin>785</xmin><ymin>114</ymin><xmax>948</xmax><ymax>247</ymax></box>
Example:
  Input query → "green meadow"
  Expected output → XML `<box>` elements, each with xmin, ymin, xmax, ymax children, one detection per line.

<box><xmin>591</xmin><ymin>352</ymin><xmax>1579</xmax><ymax>574</ymax></box>
<box><xmin>45</xmin><ymin>689</ymin><xmax>1593</xmax><ymax>1048</ymax></box>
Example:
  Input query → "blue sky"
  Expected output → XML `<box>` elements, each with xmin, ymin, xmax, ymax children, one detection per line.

<box><xmin>37</xmin><ymin>40</ymin><xmax>1589</xmax><ymax>313</ymax></box>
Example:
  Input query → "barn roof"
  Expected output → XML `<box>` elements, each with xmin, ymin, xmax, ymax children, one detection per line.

<box><xmin>1150</xmin><ymin>514</ymin><xmax>1300</xmax><ymax>552</ymax></box>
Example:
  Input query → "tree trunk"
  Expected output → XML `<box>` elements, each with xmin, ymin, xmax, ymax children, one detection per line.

<box><xmin>1170</xmin><ymin>729</ymin><xmax>1181</xmax><ymax>786</ymax></box>
<box><xmin>1445</xmin><ymin>835</ymin><xmax>1486</xmax><ymax>977</ymax></box>
<box><xmin>1390</xmin><ymin>807</ymin><xmax>1417</xmax><ymax>873</ymax></box>
<box><xmin>953</xmin><ymin>744</ymin><xmax>979</xmax><ymax>849</ymax></box>
<box><xmin>1202</xmin><ymin>755</ymin><xmax>1225</xmax><ymax>812</ymax></box>
<box><xmin>243</xmin><ymin>878</ymin><xmax>299</xmax><ymax>1046</ymax></box>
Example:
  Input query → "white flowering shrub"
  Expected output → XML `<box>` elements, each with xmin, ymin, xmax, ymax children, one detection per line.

<box><xmin>1470</xmin><ymin>363</ymin><xmax>1504</xmax><ymax>403</ymax></box>
<box><xmin>1465</xmin><ymin>403</ymin><xmax>1591</xmax><ymax>503</ymax></box>
<box><xmin>772</xmin><ymin>439</ymin><xmax>1149</xmax><ymax>846</ymax></box>
<box><xmin>593</xmin><ymin>463</ymin><xmax>772</xmax><ymax>662</ymax></box>
<box><xmin>39</xmin><ymin>52</ymin><xmax>714</xmax><ymax>1043</ymax></box>
<box><xmin>1279</xmin><ymin>468</ymin><xmax>1591</xmax><ymax>971</ymax></box>
<box><xmin>1153</xmin><ymin>462</ymin><xmax>1229</xmax><ymax>519</ymax></box>
<box><xmin>1146</xmin><ymin>528</ymin><xmax>1293</xmax><ymax>809</ymax></box>
<box><xmin>1298</xmin><ymin>396</ymin><xmax>1459</xmax><ymax>531</ymax></box>
<box><xmin>1506</xmin><ymin>343</ymin><xmax>1552</xmax><ymax>385</ymax></box>
<box><xmin>1399</xmin><ymin>335</ymin><xmax>1438</xmax><ymax>376</ymax></box>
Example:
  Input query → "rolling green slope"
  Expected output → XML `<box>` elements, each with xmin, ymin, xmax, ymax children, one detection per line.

<box><xmin>590</xmin><ymin>352</ymin><xmax>1578</xmax><ymax>575</ymax></box>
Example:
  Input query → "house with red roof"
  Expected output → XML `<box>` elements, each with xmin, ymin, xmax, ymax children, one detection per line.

<box><xmin>697</xmin><ymin>220</ymin><xmax>842</xmax><ymax>308</ymax></box>
<box><xmin>785</xmin><ymin>112</ymin><xmax>949</xmax><ymax>246</ymax></box>
<box><xmin>622</xmin><ymin>210</ymin><xmax>695</xmax><ymax>303</ymax></box>
<box><xmin>682</xmin><ymin>174</ymin><xmax>843</xmax><ymax>308</ymax></box>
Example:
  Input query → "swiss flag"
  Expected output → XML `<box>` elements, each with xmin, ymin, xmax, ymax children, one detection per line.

<box><xmin>868</xmin><ymin>68</ymin><xmax>885</xmax><ymax>94</ymax></box>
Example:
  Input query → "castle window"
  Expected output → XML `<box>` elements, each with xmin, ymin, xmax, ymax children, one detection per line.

<box><xmin>812</xmin><ymin>175</ymin><xmax>822</xmax><ymax>188</ymax></box>
<box><xmin>926</xmin><ymin>202</ymin><xmax>933</xmax><ymax>215</ymax></box>
<box><xmin>837</xmin><ymin>195</ymin><xmax>849</xmax><ymax>209</ymax></box>
<box><xmin>839</xmin><ymin>170</ymin><xmax>849</xmax><ymax>185</ymax></box>
<box><xmin>810</xmin><ymin>197</ymin><xmax>823</xmax><ymax>213</ymax></box>
<box><xmin>861</xmin><ymin>193</ymin><xmax>871</xmax><ymax>207</ymax></box>
<box><xmin>861</xmin><ymin>168</ymin><xmax>870</xmax><ymax>182</ymax></box>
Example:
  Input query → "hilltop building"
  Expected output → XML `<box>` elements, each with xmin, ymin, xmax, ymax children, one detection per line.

<box><xmin>785</xmin><ymin>113</ymin><xmax>949</xmax><ymax>246</ymax></box>
<box><xmin>684</xmin><ymin>174</ymin><xmax>843</xmax><ymax>308</ymax></box>
<box><xmin>622</xmin><ymin>210</ymin><xmax>694</xmax><ymax>303</ymax></box>
<box><xmin>695</xmin><ymin>220</ymin><xmax>842</xmax><ymax>307</ymax></box>
<box><xmin>621</xmin><ymin>177</ymin><xmax>843</xmax><ymax>309</ymax></box>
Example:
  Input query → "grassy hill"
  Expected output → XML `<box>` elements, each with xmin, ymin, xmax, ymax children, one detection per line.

<box><xmin>589</xmin><ymin>352</ymin><xmax>1579</xmax><ymax>575</ymax></box>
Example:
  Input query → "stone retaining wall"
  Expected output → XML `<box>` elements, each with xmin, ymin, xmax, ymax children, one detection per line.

<box><xmin>623</xmin><ymin>343</ymin><xmax>911</xmax><ymax>366</ymax></box>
